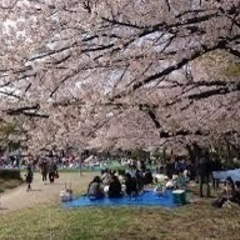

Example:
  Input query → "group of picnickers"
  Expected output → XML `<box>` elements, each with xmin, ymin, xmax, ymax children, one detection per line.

<box><xmin>161</xmin><ymin>147</ymin><xmax>240</xmax><ymax>208</ymax></box>
<box><xmin>23</xmin><ymin>144</ymin><xmax>240</xmax><ymax>209</ymax></box>
<box><xmin>87</xmin><ymin>163</ymin><xmax>154</xmax><ymax>200</ymax></box>
<box><xmin>86</xmin><ymin>151</ymin><xmax>240</xmax><ymax>209</ymax></box>
<box><xmin>25</xmin><ymin>159</ymin><xmax>59</xmax><ymax>191</ymax></box>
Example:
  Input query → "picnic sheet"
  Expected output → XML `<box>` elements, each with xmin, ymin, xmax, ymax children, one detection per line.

<box><xmin>212</xmin><ymin>169</ymin><xmax>240</xmax><ymax>182</ymax></box>
<box><xmin>63</xmin><ymin>190</ymin><xmax>179</xmax><ymax>208</ymax></box>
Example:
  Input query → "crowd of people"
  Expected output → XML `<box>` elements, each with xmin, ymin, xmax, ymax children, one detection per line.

<box><xmin>87</xmin><ymin>163</ymin><xmax>154</xmax><ymax>199</ymax></box>
<box><xmin>17</xmin><ymin>153</ymin><xmax>240</xmax><ymax>209</ymax></box>
<box><xmin>1</xmin><ymin>144</ymin><xmax>240</xmax><ymax>207</ymax></box>
<box><xmin>86</xmin><ymin>155</ymin><xmax>240</xmax><ymax>208</ymax></box>
<box><xmin>0</xmin><ymin>154</ymin><xmax>80</xmax><ymax>169</ymax></box>
<box><xmin>0</xmin><ymin>152</ymin><xmax>110</xmax><ymax>170</ymax></box>
<box><xmin>24</xmin><ymin>159</ymin><xmax>59</xmax><ymax>192</ymax></box>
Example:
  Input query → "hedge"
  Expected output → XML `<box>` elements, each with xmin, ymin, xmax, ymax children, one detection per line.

<box><xmin>0</xmin><ymin>169</ymin><xmax>22</xmax><ymax>180</ymax></box>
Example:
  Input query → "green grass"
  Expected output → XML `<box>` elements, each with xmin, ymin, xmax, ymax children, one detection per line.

<box><xmin>0</xmin><ymin>203</ymin><xmax>239</xmax><ymax>240</ymax></box>
<box><xmin>1</xmin><ymin>172</ymin><xmax>240</xmax><ymax>240</ymax></box>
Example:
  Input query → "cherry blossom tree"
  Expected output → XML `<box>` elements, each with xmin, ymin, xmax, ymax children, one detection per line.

<box><xmin>0</xmin><ymin>0</ymin><xmax>240</xmax><ymax>151</ymax></box>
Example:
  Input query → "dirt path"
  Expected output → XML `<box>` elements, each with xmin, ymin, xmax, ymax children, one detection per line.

<box><xmin>0</xmin><ymin>172</ymin><xmax>96</xmax><ymax>214</ymax></box>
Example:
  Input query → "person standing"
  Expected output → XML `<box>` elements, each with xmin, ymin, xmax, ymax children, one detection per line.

<box><xmin>48</xmin><ymin>161</ymin><xmax>57</xmax><ymax>184</ymax></box>
<box><xmin>197</xmin><ymin>149</ymin><xmax>212</xmax><ymax>197</ymax></box>
<box><xmin>25</xmin><ymin>165</ymin><xmax>33</xmax><ymax>191</ymax></box>
<box><xmin>165</xmin><ymin>158</ymin><xmax>175</xmax><ymax>180</ymax></box>
<box><xmin>211</xmin><ymin>157</ymin><xmax>222</xmax><ymax>190</ymax></box>
<box><xmin>40</xmin><ymin>159</ymin><xmax>48</xmax><ymax>182</ymax></box>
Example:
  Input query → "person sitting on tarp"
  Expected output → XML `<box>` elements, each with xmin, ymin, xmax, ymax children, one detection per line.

<box><xmin>108</xmin><ymin>175</ymin><xmax>122</xmax><ymax>198</ymax></box>
<box><xmin>176</xmin><ymin>170</ymin><xmax>188</xmax><ymax>190</ymax></box>
<box><xmin>143</xmin><ymin>169</ymin><xmax>153</xmax><ymax>186</ymax></box>
<box><xmin>165</xmin><ymin>178</ymin><xmax>176</xmax><ymax>190</ymax></box>
<box><xmin>101</xmin><ymin>169</ymin><xmax>111</xmax><ymax>185</ymax></box>
<box><xmin>136</xmin><ymin>169</ymin><xmax>144</xmax><ymax>192</ymax></box>
<box><xmin>124</xmin><ymin>173</ymin><xmax>138</xmax><ymax>197</ymax></box>
<box><xmin>127</xmin><ymin>164</ymin><xmax>137</xmax><ymax>179</ymax></box>
<box><xmin>87</xmin><ymin>176</ymin><xmax>105</xmax><ymax>200</ymax></box>
<box><xmin>212</xmin><ymin>176</ymin><xmax>237</xmax><ymax>208</ymax></box>
<box><xmin>116</xmin><ymin>170</ymin><xmax>125</xmax><ymax>183</ymax></box>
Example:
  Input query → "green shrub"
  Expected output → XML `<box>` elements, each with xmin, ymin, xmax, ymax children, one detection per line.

<box><xmin>131</xmin><ymin>148</ymin><xmax>150</xmax><ymax>161</ymax></box>
<box><xmin>0</xmin><ymin>169</ymin><xmax>22</xmax><ymax>180</ymax></box>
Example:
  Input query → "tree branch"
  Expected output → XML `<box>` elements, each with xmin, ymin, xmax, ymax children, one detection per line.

<box><xmin>227</xmin><ymin>47</ymin><xmax>240</xmax><ymax>58</ymax></box>
<box><xmin>3</xmin><ymin>104</ymin><xmax>49</xmax><ymax>119</ymax></box>
<box><xmin>139</xmin><ymin>104</ymin><xmax>161</xmax><ymax>129</ymax></box>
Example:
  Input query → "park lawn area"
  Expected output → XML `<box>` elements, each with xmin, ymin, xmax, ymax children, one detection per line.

<box><xmin>0</xmin><ymin>200</ymin><xmax>240</xmax><ymax>240</ymax></box>
<box><xmin>0</xmin><ymin>172</ymin><xmax>239</xmax><ymax>240</ymax></box>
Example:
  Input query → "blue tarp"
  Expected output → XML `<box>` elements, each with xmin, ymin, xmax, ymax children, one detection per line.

<box><xmin>63</xmin><ymin>190</ymin><xmax>179</xmax><ymax>208</ymax></box>
<box><xmin>213</xmin><ymin>169</ymin><xmax>240</xmax><ymax>182</ymax></box>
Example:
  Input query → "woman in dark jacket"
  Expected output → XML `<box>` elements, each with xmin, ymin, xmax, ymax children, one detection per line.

<box><xmin>48</xmin><ymin>161</ymin><xmax>57</xmax><ymax>184</ymax></box>
<box><xmin>108</xmin><ymin>175</ymin><xmax>122</xmax><ymax>198</ymax></box>
<box><xmin>87</xmin><ymin>176</ymin><xmax>104</xmax><ymax>200</ymax></box>
<box><xmin>143</xmin><ymin>169</ymin><xmax>153</xmax><ymax>186</ymax></box>
<box><xmin>125</xmin><ymin>173</ymin><xmax>138</xmax><ymax>197</ymax></box>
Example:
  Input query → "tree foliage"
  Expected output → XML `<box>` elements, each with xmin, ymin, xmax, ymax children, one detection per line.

<box><xmin>0</xmin><ymin>120</ymin><xmax>24</xmax><ymax>151</ymax></box>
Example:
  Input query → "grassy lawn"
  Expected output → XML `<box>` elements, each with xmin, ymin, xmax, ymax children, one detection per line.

<box><xmin>0</xmin><ymin>175</ymin><xmax>240</xmax><ymax>240</ymax></box>
<box><xmin>0</xmin><ymin>202</ymin><xmax>239</xmax><ymax>240</ymax></box>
